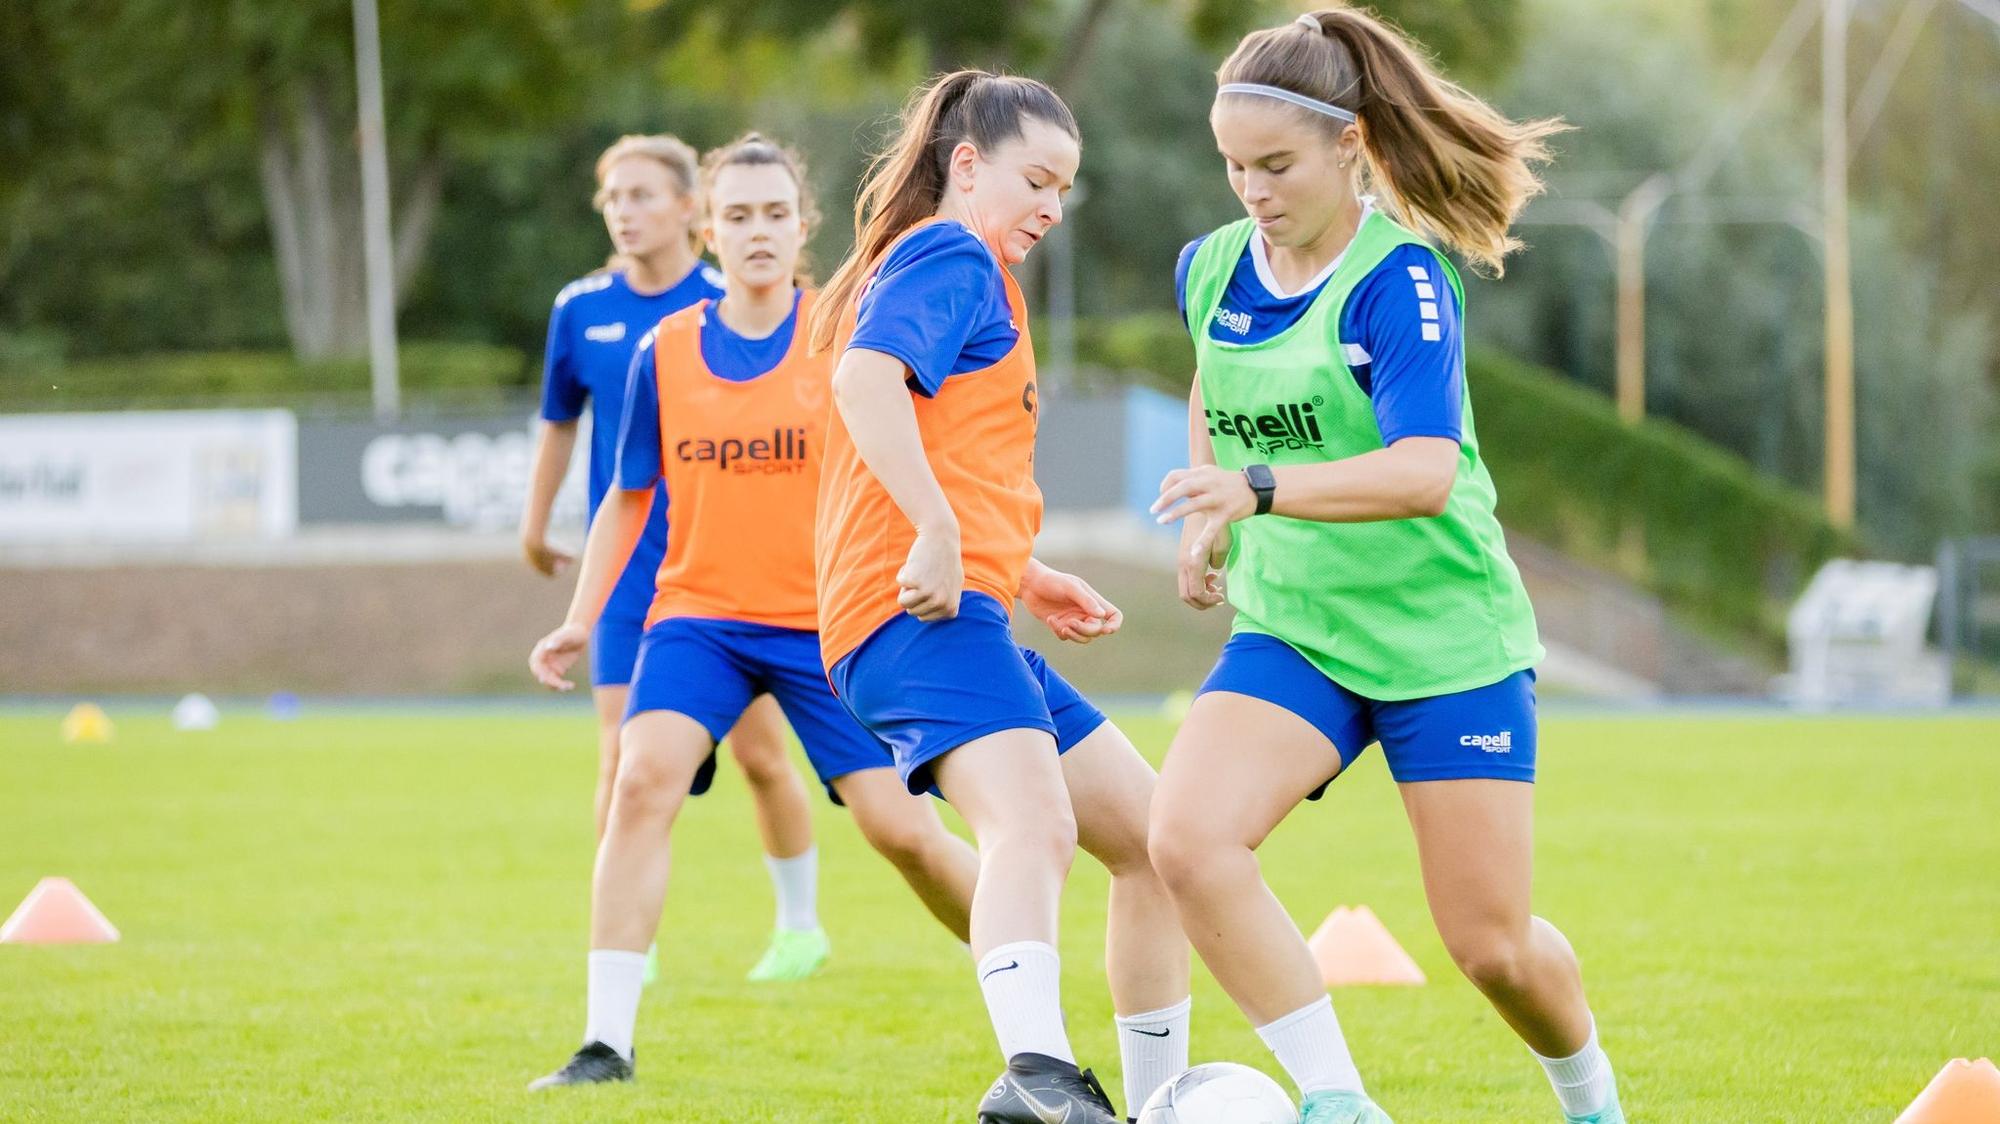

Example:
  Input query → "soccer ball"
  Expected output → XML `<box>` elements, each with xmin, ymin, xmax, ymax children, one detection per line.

<box><xmin>1136</xmin><ymin>1062</ymin><xmax>1298</xmax><ymax>1124</ymax></box>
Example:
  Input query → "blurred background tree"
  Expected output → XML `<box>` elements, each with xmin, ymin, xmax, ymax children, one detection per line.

<box><xmin>1</xmin><ymin>0</ymin><xmax>1991</xmax><ymax>553</ymax></box>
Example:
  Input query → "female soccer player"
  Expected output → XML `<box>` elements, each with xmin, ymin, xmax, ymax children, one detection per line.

<box><xmin>808</xmin><ymin>73</ymin><xmax>1190</xmax><ymax>1124</ymax></box>
<box><xmin>526</xmin><ymin>133</ymin><xmax>986</xmax><ymax>1090</ymax></box>
<box><xmin>1148</xmin><ymin>11</ymin><xmax>1623</xmax><ymax>1124</ymax></box>
<box><xmin>519</xmin><ymin>134</ymin><xmax>829</xmax><ymax>984</ymax></box>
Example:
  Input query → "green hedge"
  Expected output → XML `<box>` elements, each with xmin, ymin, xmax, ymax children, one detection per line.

<box><xmin>1468</xmin><ymin>349</ymin><xmax>1857</xmax><ymax>642</ymax></box>
<box><xmin>0</xmin><ymin>342</ymin><xmax>530</xmax><ymax>413</ymax></box>
<box><xmin>1063</xmin><ymin>315</ymin><xmax>1856</xmax><ymax>646</ymax></box>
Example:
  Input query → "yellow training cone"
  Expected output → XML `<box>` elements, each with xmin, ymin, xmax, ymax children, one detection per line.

<box><xmin>60</xmin><ymin>703</ymin><xmax>113</xmax><ymax>744</ymax></box>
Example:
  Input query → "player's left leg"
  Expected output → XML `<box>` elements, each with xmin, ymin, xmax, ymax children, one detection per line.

<box><xmin>833</xmin><ymin>767</ymin><xmax>977</xmax><ymax>942</ymax></box>
<box><xmin>589</xmin><ymin>686</ymin><xmax>629</xmax><ymax>839</ymax></box>
<box><xmin>1058</xmin><ymin>719</ymin><xmax>1193</xmax><ymax>1117</ymax></box>
<box><xmin>1401</xmin><ymin>781</ymin><xmax>1620</xmax><ymax>1122</ymax></box>
<box><xmin>532</xmin><ymin>620</ymin><xmax>757</xmax><ymax>1090</ymax></box>
<box><xmin>724</xmin><ymin>694</ymin><xmax>827</xmax><ymax>981</ymax></box>
<box><xmin>1383</xmin><ymin>674</ymin><xmax>1621</xmax><ymax>1123</ymax></box>
<box><xmin>587</xmin><ymin>611</ymin><xmax>649</xmax><ymax>840</ymax></box>
<box><xmin>530</xmin><ymin>708</ymin><xmax>719</xmax><ymax>1090</ymax></box>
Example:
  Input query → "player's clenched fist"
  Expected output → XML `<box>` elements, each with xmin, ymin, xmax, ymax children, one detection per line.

<box><xmin>896</xmin><ymin>528</ymin><xmax>964</xmax><ymax>622</ymax></box>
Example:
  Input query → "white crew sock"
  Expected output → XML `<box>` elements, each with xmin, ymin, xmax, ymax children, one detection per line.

<box><xmin>1115</xmin><ymin>996</ymin><xmax>1191</xmax><ymax>1113</ymax></box>
<box><xmin>583</xmin><ymin>949</ymin><xmax>648</xmax><ymax>1061</ymax></box>
<box><xmin>765</xmin><ymin>846</ymin><xmax>820</xmax><ymax>932</ymax></box>
<box><xmin>1255</xmin><ymin>995</ymin><xmax>1364</xmax><ymax>1098</ymax></box>
<box><xmin>976</xmin><ymin>941</ymin><xmax>1075</xmax><ymax>1064</ymax></box>
<box><xmin>1532</xmin><ymin>1020</ymin><xmax>1615</xmax><ymax>1117</ymax></box>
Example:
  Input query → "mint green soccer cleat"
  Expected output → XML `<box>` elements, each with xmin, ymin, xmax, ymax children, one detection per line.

<box><xmin>1300</xmin><ymin>1090</ymin><xmax>1395</xmax><ymax>1124</ymax></box>
<box><xmin>745</xmin><ymin>926</ymin><xmax>830</xmax><ymax>982</ymax></box>
<box><xmin>1564</xmin><ymin>1079</ymin><xmax>1625</xmax><ymax>1124</ymax></box>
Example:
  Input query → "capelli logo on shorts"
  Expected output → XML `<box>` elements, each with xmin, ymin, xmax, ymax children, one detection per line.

<box><xmin>1460</xmin><ymin>731</ymin><xmax>1513</xmax><ymax>753</ymax></box>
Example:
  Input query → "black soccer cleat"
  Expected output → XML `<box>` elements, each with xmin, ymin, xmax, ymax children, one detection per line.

<box><xmin>527</xmin><ymin>1041</ymin><xmax>633</xmax><ymax>1090</ymax></box>
<box><xmin>978</xmin><ymin>1052</ymin><xmax>1120</xmax><ymax>1124</ymax></box>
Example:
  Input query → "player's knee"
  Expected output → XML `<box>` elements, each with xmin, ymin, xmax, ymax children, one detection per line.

<box><xmin>1445</xmin><ymin>928</ymin><xmax>1530</xmax><ymax>995</ymax></box>
<box><xmin>855</xmin><ymin>812</ymin><xmax>933</xmax><ymax>870</ymax></box>
<box><xmin>729</xmin><ymin>736</ymin><xmax>791</xmax><ymax>787</ymax></box>
<box><xmin>1084</xmin><ymin>809</ymin><xmax>1155</xmax><ymax>878</ymax></box>
<box><xmin>988</xmin><ymin>804</ymin><xmax>1078</xmax><ymax>873</ymax></box>
<box><xmin>608</xmin><ymin>752</ymin><xmax>687</xmax><ymax>820</ymax></box>
<box><xmin>596</xmin><ymin>727</ymin><xmax>623</xmax><ymax>774</ymax></box>
<box><xmin>1152</xmin><ymin>826</ymin><xmax>1262</xmax><ymax>901</ymax></box>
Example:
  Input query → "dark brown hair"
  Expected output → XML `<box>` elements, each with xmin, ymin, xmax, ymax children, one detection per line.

<box><xmin>807</xmin><ymin>70</ymin><xmax>1078</xmax><ymax>351</ymax></box>
<box><xmin>699</xmin><ymin>131</ymin><xmax>820</xmax><ymax>286</ymax></box>
<box><xmin>1220</xmin><ymin>6</ymin><xmax>1566</xmax><ymax>275</ymax></box>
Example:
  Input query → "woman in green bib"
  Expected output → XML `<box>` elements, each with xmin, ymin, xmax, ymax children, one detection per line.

<box><xmin>1147</xmin><ymin>10</ymin><xmax>1624</xmax><ymax>1124</ymax></box>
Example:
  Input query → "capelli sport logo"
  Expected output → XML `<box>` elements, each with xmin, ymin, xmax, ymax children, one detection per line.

<box><xmin>1206</xmin><ymin>398</ymin><xmax>1326</xmax><ymax>455</ymax></box>
<box><xmin>1460</xmin><ymin>731</ymin><xmax>1514</xmax><ymax>753</ymax></box>
<box><xmin>675</xmin><ymin>427</ymin><xmax>809</xmax><ymax>474</ymax></box>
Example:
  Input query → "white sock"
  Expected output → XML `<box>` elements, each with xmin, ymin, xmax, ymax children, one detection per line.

<box><xmin>1255</xmin><ymin>995</ymin><xmax>1363</xmax><ymax>1098</ymax></box>
<box><xmin>1532</xmin><ymin>1020</ymin><xmax>1615</xmax><ymax>1117</ymax></box>
<box><xmin>583</xmin><ymin>949</ymin><xmax>647</xmax><ymax>1061</ymax></box>
<box><xmin>765</xmin><ymin>847</ymin><xmax>819</xmax><ymax>931</ymax></box>
<box><xmin>976</xmin><ymin>941</ymin><xmax>1074</xmax><ymax>1064</ymax></box>
<box><xmin>1115</xmin><ymin>997</ymin><xmax>1191</xmax><ymax>1113</ymax></box>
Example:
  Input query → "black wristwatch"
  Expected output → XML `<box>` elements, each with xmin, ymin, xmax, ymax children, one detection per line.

<box><xmin>1242</xmin><ymin>463</ymin><xmax>1276</xmax><ymax>515</ymax></box>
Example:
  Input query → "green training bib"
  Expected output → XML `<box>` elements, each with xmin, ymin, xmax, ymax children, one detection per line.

<box><xmin>1184</xmin><ymin>210</ymin><xmax>1542</xmax><ymax>700</ymax></box>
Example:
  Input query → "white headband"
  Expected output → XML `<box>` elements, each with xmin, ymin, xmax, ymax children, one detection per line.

<box><xmin>1295</xmin><ymin>13</ymin><xmax>1320</xmax><ymax>31</ymax></box>
<box><xmin>1216</xmin><ymin>83</ymin><xmax>1358</xmax><ymax>124</ymax></box>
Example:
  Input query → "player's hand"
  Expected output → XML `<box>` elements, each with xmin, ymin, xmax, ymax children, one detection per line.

<box><xmin>897</xmin><ymin>527</ymin><xmax>964</xmax><ymax>622</ymax></box>
<box><xmin>521</xmin><ymin>535</ymin><xmax>574</xmax><ymax>578</ymax></box>
<box><xmin>1153</xmin><ymin>465</ymin><xmax>1257</xmax><ymax>564</ymax></box>
<box><xmin>529</xmin><ymin>622</ymin><xmax>590</xmax><ymax>691</ymax></box>
<box><xmin>1020</xmin><ymin>563</ymin><xmax>1122</xmax><ymax>644</ymax></box>
<box><xmin>1176</xmin><ymin>515</ymin><xmax>1229</xmax><ymax>611</ymax></box>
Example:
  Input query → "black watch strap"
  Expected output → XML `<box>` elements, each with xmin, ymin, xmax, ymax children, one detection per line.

<box><xmin>1243</xmin><ymin>463</ymin><xmax>1276</xmax><ymax>515</ymax></box>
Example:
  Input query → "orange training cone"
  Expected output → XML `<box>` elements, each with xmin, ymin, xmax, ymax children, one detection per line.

<box><xmin>0</xmin><ymin>877</ymin><xmax>121</xmax><ymax>944</ymax></box>
<box><xmin>1895</xmin><ymin>1058</ymin><xmax>2000</xmax><ymax>1124</ymax></box>
<box><xmin>1307</xmin><ymin>904</ymin><xmax>1425</xmax><ymax>987</ymax></box>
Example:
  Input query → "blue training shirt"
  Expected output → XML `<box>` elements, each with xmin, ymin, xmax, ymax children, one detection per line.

<box><xmin>846</xmin><ymin>221</ymin><xmax>1017</xmax><ymax>396</ymax></box>
<box><xmin>540</xmin><ymin>263</ymin><xmax>724</xmax><ymax>619</ymax></box>
<box><xmin>1175</xmin><ymin>217</ymin><xmax>1464</xmax><ymax>445</ymax></box>
<box><xmin>615</xmin><ymin>290</ymin><xmax>804</xmax><ymax>490</ymax></box>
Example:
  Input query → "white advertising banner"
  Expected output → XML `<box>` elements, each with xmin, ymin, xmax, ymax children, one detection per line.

<box><xmin>0</xmin><ymin>410</ymin><xmax>298</xmax><ymax>544</ymax></box>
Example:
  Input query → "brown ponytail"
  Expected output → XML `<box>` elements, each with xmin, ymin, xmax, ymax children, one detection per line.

<box><xmin>699</xmin><ymin>131</ymin><xmax>821</xmax><ymax>286</ymax></box>
<box><xmin>1221</xmin><ymin>6</ymin><xmax>1566</xmax><ymax>275</ymax></box>
<box><xmin>807</xmin><ymin>70</ymin><xmax>1078</xmax><ymax>352</ymax></box>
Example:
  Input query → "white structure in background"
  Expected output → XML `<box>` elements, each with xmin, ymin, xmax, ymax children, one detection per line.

<box><xmin>171</xmin><ymin>693</ymin><xmax>220</xmax><ymax>732</ymax></box>
<box><xmin>0</xmin><ymin>410</ymin><xmax>297</xmax><ymax>545</ymax></box>
<box><xmin>1781</xmin><ymin>559</ymin><xmax>1950</xmax><ymax>707</ymax></box>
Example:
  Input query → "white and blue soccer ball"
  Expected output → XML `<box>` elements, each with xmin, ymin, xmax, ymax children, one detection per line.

<box><xmin>1137</xmin><ymin>1062</ymin><xmax>1298</xmax><ymax>1124</ymax></box>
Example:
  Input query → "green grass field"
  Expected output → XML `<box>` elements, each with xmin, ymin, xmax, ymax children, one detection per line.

<box><xmin>3</xmin><ymin>707</ymin><xmax>1997</xmax><ymax>1122</ymax></box>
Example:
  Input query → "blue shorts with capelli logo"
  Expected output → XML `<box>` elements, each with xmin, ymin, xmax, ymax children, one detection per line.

<box><xmin>1197</xmin><ymin>632</ymin><xmax>1537</xmax><ymax>789</ymax></box>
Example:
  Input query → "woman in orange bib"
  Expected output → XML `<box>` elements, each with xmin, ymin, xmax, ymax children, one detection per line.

<box><xmin>807</xmin><ymin>73</ymin><xmax>1190</xmax><ymax>1123</ymax></box>
<box><xmin>524</xmin><ymin>134</ymin><xmax>980</xmax><ymax>1091</ymax></box>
